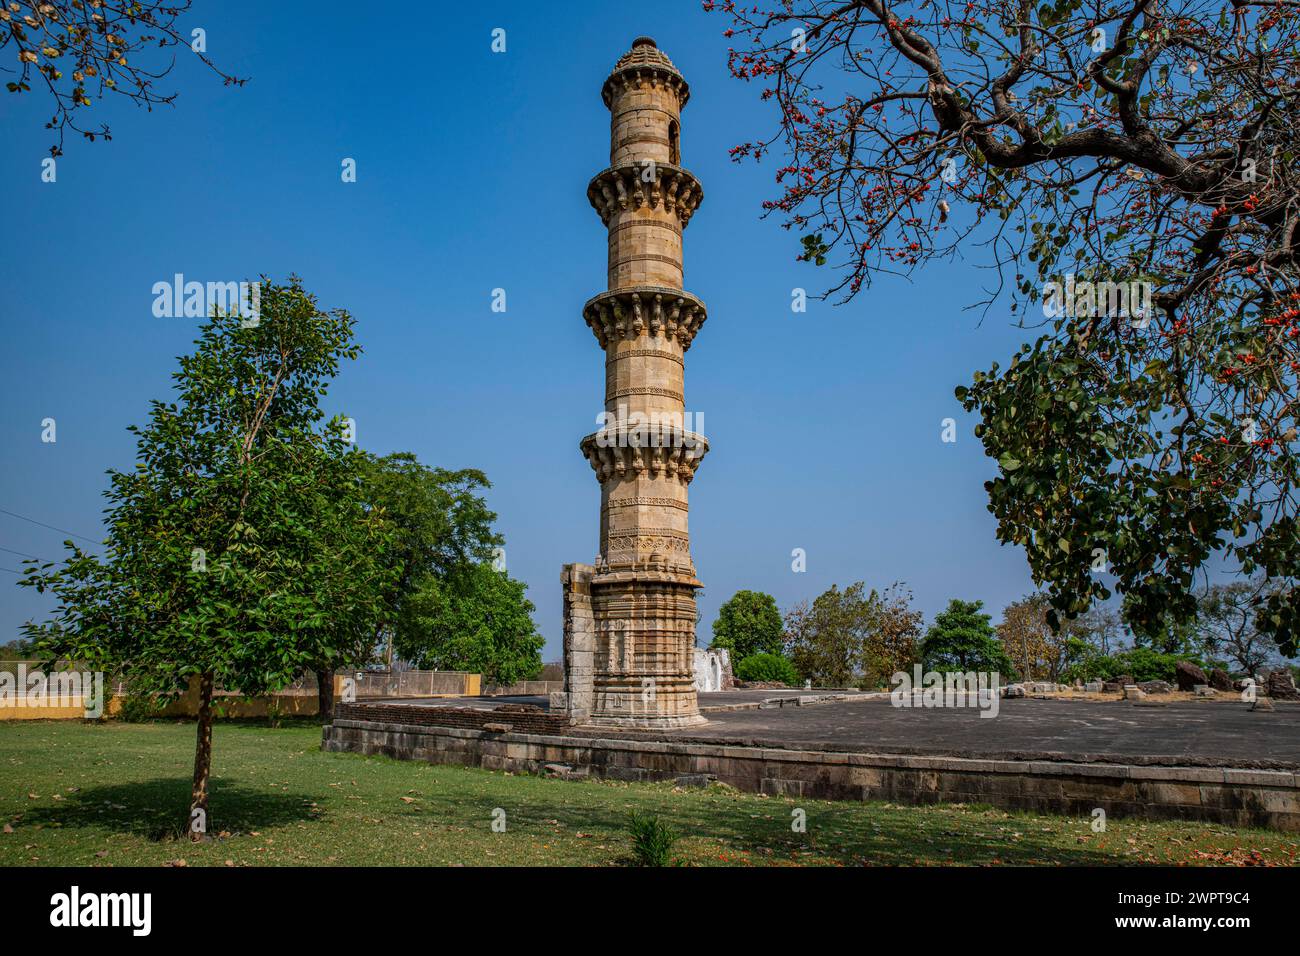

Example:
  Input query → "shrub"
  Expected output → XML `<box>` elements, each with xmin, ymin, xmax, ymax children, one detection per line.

<box><xmin>117</xmin><ymin>693</ymin><xmax>164</xmax><ymax>723</ymax></box>
<box><xmin>627</xmin><ymin>812</ymin><xmax>678</xmax><ymax>867</ymax></box>
<box><xmin>1062</xmin><ymin>646</ymin><xmax>1216</xmax><ymax>684</ymax></box>
<box><xmin>734</xmin><ymin>652</ymin><xmax>800</xmax><ymax>685</ymax></box>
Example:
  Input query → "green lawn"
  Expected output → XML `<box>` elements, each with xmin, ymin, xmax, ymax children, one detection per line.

<box><xmin>1</xmin><ymin>719</ymin><xmax>1296</xmax><ymax>867</ymax></box>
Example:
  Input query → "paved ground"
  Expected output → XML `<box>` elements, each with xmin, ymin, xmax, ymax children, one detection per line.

<box><xmin>367</xmin><ymin>691</ymin><xmax>1300</xmax><ymax>769</ymax></box>
<box><xmin>673</xmin><ymin>696</ymin><xmax>1300</xmax><ymax>768</ymax></box>
<box><xmin>391</xmin><ymin>688</ymin><xmax>869</xmax><ymax>711</ymax></box>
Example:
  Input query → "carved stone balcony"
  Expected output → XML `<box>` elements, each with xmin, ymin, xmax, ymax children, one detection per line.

<box><xmin>587</xmin><ymin>164</ymin><xmax>703</xmax><ymax>229</ymax></box>
<box><xmin>579</xmin><ymin>430</ymin><xmax>709</xmax><ymax>486</ymax></box>
<box><xmin>583</xmin><ymin>287</ymin><xmax>707</xmax><ymax>351</ymax></box>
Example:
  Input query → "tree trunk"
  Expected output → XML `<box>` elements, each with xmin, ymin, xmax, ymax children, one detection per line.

<box><xmin>189</xmin><ymin>671</ymin><xmax>215</xmax><ymax>842</ymax></box>
<box><xmin>316</xmin><ymin>668</ymin><xmax>335</xmax><ymax>721</ymax></box>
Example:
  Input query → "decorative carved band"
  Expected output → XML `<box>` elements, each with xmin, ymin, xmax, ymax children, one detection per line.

<box><xmin>587</xmin><ymin>164</ymin><xmax>703</xmax><ymax>229</ymax></box>
<box><xmin>606</xmin><ymin>349</ymin><xmax>683</xmax><ymax>367</ymax></box>
<box><xmin>605</xmin><ymin>386</ymin><xmax>685</xmax><ymax>403</ymax></box>
<box><xmin>580</xmin><ymin>431</ymin><xmax>709</xmax><ymax>485</ymax></box>
<box><xmin>607</xmin><ymin>528</ymin><xmax>690</xmax><ymax>543</ymax></box>
<box><xmin>605</xmin><ymin>532</ymin><xmax>692</xmax><ymax>559</ymax></box>
<box><xmin>608</xmin><ymin>496</ymin><xmax>689</xmax><ymax>511</ymax></box>
<box><xmin>583</xmin><ymin>286</ymin><xmax>707</xmax><ymax>351</ymax></box>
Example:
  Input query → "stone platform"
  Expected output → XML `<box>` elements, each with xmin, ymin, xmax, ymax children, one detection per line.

<box><xmin>322</xmin><ymin>692</ymin><xmax>1300</xmax><ymax>830</ymax></box>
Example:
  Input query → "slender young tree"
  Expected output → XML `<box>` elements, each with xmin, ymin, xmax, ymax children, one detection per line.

<box><xmin>21</xmin><ymin>277</ymin><xmax>391</xmax><ymax>838</ymax></box>
<box><xmin>997</xmin><ymin>592</ymin><xmax>1082</xmax><ymax>680</ymax></box>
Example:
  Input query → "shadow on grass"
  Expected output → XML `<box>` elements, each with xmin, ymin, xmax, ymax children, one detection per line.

<box><xmin>20</xmin><ymin>779</ymin><xmax>317</xmax><ymax>842</ymax></box>
<box><xmin>121</xmin><ymin>716</ymin><xmax>326</xmax><ymax>729</ymax></box>
<box><xmin>342</xmin><ymin>756</ymin><xmax>1127</xmax><ymax>865</ymax></box>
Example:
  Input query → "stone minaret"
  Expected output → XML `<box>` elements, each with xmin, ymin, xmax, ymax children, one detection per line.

<box><xmin>568</xmin><ymin>37</ymin><xmax>708</xmax><ymax>728</ymax></box>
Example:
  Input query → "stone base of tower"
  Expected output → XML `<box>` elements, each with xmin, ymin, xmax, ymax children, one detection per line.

<box><xmin>558</xmin><ymin>562</ymin><xmax>706</xmax><ymax>729</ymax></box>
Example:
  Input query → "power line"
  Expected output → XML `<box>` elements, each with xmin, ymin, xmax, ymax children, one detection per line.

<box><xmin>0</xmin><ymin>546</ymin><xmax>39</xmax><ymax>560</ymax></box>
<box><xmin>0</xmin><ymin>567</ymin><xmax>21</xmax><ymax>575</ymax></box>
<box><xmin>0</xmin><ymin>508</ymin><xmax>100</xmax><ymax>545</ymax></box>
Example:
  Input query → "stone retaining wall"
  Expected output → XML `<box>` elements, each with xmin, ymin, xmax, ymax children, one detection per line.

<box><xmin>332</xmin><ymin>702</ymin><xmax>569</xmax><ymax>736</ymax></box>
<box><xmin>322</xmin><ymin>716</ymin><xmax>1300</xmax><ymax>831</ymax></box>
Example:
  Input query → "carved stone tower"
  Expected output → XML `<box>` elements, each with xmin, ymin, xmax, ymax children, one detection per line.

<box><xmin>565</xmin><ymin>37</ymin><xmax>708</xmax><ymax>728</ymax></box>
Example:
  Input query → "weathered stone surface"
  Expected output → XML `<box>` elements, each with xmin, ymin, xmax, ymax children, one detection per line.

<box><xmin>1195</xmin><ymin>686</ymin><xmax>1218</xmax><ymax>698</ymax></box>
<box><xmin>1209</xmin><ymin>669</ymin><xmax>1234</xmax><ymax>692</ymax></box>
<box><xmin>1123</xmin><ymin>685</ymin><xmax>1147</xmax><ymax>701</ymax></box>
<box><xmin>1138</xmin><ymin>680</ymin><xmax>1172</xmax><ymax>694</ymax></box>
<box><xmin>321</xmin><ymin>714</ymin><xmax>1300</xmax><ymax>830</ymax></box>
<box><xmin>1266</xmin><ymin>670</ymin><xmax>1300</xmax><ymax>701</ymax></box>
<box><xmin>1004</xmin><ymin>683</ymin><xmax>1026</xmax><ymax>698</ymax></box>
<box><xmin>559</xmin><ymin>564</ymin><xmax>594</xmax><ymax>722</ymax></box>
<box><xmin>1176</xmin><ymin>660</ymin><xmax>1209</xmax><ymax>691</ymax></box>
<box><xmin>563</xmin><ymin>38</ymin><xmax>710</xmax><ymax>730</ymax></box>
<box><xmin>693</xmin><ymin>647</ymin><xmax>733</xmax><ymax>692</ymax></box>
<box><xmin>673</xmin><ymin>772</ymin><xmax>714</xmax><ymax>788</ymax></box>
<box><xmin>1085</xmin><ymin>681</ymin><xmax>1104</xmax><ymax>693</ymax></box>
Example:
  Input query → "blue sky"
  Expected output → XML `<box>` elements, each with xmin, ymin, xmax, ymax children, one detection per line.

<box><xmin>1</xmin><ymin>1</ymin><xmax>1044</xmax><ymax>659</ymax></box>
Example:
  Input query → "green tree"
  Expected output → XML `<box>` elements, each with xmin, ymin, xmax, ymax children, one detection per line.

<box><xmin>921</xmin><ymin>600</ymin><xmax>1016</xmax><ymax>677</ymax></box>
<box><xmin>394</xmin><ymin>562</ymin><xmax>543</xmax><ymax>685</ymax></box>
<box><xmin>785</xmin><ymin>582</ymin><xmax>921</xmax><ymax>688</ymax></box>
<box><xmin>20</xmin><ymin>278</ymin><xmax>391</xmax><ymax>837</ymax></box>
<box><xmin>0</xmin><ymin>638</ymin><xmax>35</xmax><ymax>658</ymax></box>
<box><xmin>1122</xmin><ymin>592</ymin><xmax>1202</xmax><ymax>656</ymax></box>
<box><xmin>710</xmin><ymin>590</ymin><xmax>783</xmax><ymax>661</ymax></box>
<box><xmin>360</xmin><ymin>452</ymin><xmax>541</xmax><ymax>681</ymax></box>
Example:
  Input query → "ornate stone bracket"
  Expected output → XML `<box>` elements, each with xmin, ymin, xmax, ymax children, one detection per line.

<box><xmin>602</xmin><ymin>65</ymin><xmax>690</xmax><ymax>110</ymax></box>
<box><xmin>583</xmin><ymin>287</ymin><xmax>707</xmax><ymax>351</ymax></box>
<box><xmin>579</xmin><ymin>431</ymin><xmax>709</xmax><ymax>485</ymax></box>
<box><xmin>587</xmin><ymin>164</ymin><xmax>703</xmax><ymax>229</ymax></box>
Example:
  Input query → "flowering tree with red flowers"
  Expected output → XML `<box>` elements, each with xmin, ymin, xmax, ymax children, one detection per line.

<box><xmin>711</xmin><ymin>0</ymin><xmax>1300</xmax><ymax>652</ymax></box>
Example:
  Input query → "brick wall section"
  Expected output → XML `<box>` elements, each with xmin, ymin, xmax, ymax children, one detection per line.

<box><xmin>333</xmin><ymin>702</ymin><xmax>569</xmax><ymax>736</ymax></box>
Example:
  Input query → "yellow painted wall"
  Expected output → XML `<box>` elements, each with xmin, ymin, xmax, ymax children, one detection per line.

<box><xmin>1</xmin><ymin>671</ymin><xmax>484</xmax><ymax>720</ymax></box>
